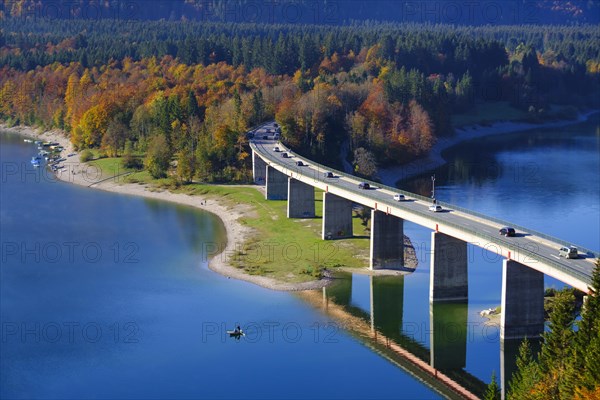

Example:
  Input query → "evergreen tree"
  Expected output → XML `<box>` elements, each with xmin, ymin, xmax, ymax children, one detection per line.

<box><xmin>539</xmin><ymin>290</ymin><xmax>576</xmax><ymax>397</ymax></box>
<box><xmin>575</xmin><ymin>259</ymin><xmax>600</xmax><ymax>392</ymax></box>
<box><xmin>251</xmin><ymin>90</ymin><xmax>265</xmax><ymax>125</ymax></box>
<box><xmin>484</xmin><ymin>371</ymin><xmax>500</xmax><ymax>400</ymax></box>
<box><xmin>185</xmin><ymin>90</ymin><xmax>201</xmax><ymax>121</ymax></box>
<box><xmin>508</xmin><ymin>338</ymin><xmax>542</xmax><ymax>400</ymax></box>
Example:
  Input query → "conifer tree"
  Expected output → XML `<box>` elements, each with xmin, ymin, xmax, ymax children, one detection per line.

<box><xmin>539</xmin><ymin>290</ymin><xmax>576</xmax><ymax>397</ymax></box>
<box><xmin>508</xmin><ymin>338</ymin><xmax>542</xmax><ymax>400</ymax></box>
<box><xmin>483</xmin><ymin>371</ymin><xmax>500</xmax><ymax>400</ymax></box>
<box><xmin>576</xmin><ymin>259</ymin><xmax>600</xmax><ymax>392</ymax></box>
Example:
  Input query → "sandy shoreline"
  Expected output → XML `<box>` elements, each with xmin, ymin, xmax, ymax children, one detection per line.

<box><xmin>6</xmin><ymin>109</ymin><xmax>586</xmax><ymax>290</ymax></box>
<box><xmin>378</xmin><ymin>110</ymin><xmax>599</xmax><ymax>186</ymax></box>
<box><xmin>1</xmin><ymin>123</ymin><xmax>336</xmax><ymax>291</ymax></box>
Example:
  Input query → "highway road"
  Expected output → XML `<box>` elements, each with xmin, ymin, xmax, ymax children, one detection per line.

<box><xmin>250</xmin><ymin>122</ymin><xmax>598</xmax><ymax>292</ymax></box>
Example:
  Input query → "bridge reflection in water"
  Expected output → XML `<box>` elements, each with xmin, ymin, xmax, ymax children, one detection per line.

<box><xmin>298</xmin><ymin>273</ymin><xmax>532</xmax><ymax>400</ymax></box>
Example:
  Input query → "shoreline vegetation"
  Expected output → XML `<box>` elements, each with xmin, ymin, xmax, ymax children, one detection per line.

<box><xmin>378</xmin><ymin>109</ymin><xmax>599</xmax><ymax>186</ymax></box>
<box><xmin>2</xmin><ymin>109</ymin><xmax>596</xmax><ymax>291</ymax></box>
<box><xmin>2</xmin><ymin>123</ymin><xmax>418</xmax><ymax>291</ymax></box>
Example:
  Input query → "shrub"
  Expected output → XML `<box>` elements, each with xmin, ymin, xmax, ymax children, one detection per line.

<box><xmin>122</xmin><ymin>154</ymin><xmax>143</xmax><ymax>169</ymax></box>
<box><xmin>80</xmin><ymin>149</ymin><xmax>94</xmax><ymax>162</ymax></box>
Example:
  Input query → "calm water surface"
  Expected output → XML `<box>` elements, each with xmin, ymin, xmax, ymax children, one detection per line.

<box><xmin>0</xmin><ymin>132</ymin><xmax>439</xmax><ymax>399</ymax></box>
<box><xmin>1</xmin><ymin>113</ymin><xmax>598</xmax><ymax>399</ymax></box>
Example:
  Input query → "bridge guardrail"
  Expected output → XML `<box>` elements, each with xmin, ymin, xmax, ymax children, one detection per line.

<box><xmin>255</xmin><ymin>141</ymin><xmax>599</xmax><ymax>260</ymax></box>
<box><xmin>251</xmin><ymin>141</ymin><xmax>595</xmax><ymax>287</ymax></box>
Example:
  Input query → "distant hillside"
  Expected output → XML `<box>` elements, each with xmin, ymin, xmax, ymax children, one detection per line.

<box><xmin>2</xmin><ymin>0</ymin><xmax>599</xmax><ymax>25</ymax></box>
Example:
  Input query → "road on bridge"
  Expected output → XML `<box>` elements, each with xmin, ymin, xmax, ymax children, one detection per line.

<box><xmin>250</xmin><ymin>122</ymin><xmax>598</xmax><ymax>292</ymax></box>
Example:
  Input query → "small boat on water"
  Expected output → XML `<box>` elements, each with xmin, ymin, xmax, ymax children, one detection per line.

<box><xmin>227</xmin><ymin>329</ymin><xmax>245</xmax><ymax>338</ymax></box>
<box><xmin>31</xmin><ymin>157</ymin><xmax>41</xmax><ymax>167</ymax></box>
<box><xmin>24</xmin><ymin>139</ymin><xmax>33</xmax><ymax>143</ymax></box>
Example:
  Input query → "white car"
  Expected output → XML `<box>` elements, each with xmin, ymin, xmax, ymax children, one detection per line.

<box><xmin>429</xmin><ymin>204</ymin><xmax>443</xmax><ymax>212</ymax></box>
<box><xmin>558</xmin><ymin>246</ymin><xmax>578</xmax><ymax>259</ymax></box>
<box><xmin>273</xmin><ymin>146</ymin><xmax>280</xmax><ymax>152</ymax></box>
<box><xmin>393</xmin><ymin>194</ymin><xmax>406</xmax><ymax>201</ymax></box>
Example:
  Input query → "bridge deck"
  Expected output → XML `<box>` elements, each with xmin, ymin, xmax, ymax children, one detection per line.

<box><xmin>251</xmin><ymin>136</ymin><xmax>598</xmax><ymax>293</ymax></box>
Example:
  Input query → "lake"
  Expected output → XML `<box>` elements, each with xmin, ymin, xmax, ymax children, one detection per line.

<box><xmin>0</xmin><ymin>132</ymin><xmax>439</xmax><ymax>399</ymax></box>
<box><xmin>1</xmin><ymin>112</ymin><xmax>598</xmax><ymax>399</ymax></box>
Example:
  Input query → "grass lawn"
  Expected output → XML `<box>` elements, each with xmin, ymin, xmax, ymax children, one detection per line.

<box><xmin>451</xmin><ymin>101</ymin><xmax>528</xmax><ymax>128</ymax></box>
<box><xmin>179</xmin><ymin>184</ymin><xmax>372</xmax><ymax>283</ymax></box>
<box><xmin>87</xmin><ymin>157</ymin><xmax>133</xmax><ymax>178</ymax></box>
<box><xmin>91</xmin><ymin>165</ymin><xmax>375</xmax><ymax>283</ymax></box>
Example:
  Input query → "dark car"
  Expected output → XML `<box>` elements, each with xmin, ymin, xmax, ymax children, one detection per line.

<box><xmin>296</xmin><ymin>161</ymin><xmax>306</xmax><ymax>167</ymax></box>
<box><xmin>358</xmin><ymin>182</ymin><xmax>371</xmax><ymax>190</ymax></box>
<box><xmin>324</xmin><ymin>172</ymin><xmax>334</xmax><ymax>178</ymax></box>
<box><xmin>499</xmin><ymin>227</ymin><xmax>516</xmax><ymax>237</ymax></box>
<box><xmin>281</xmin><ymin>153</ymin><xmax>289</xmax><ymax>158</ymax></box>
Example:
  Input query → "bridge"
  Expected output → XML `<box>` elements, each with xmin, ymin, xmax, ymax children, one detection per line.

<box><xmin>250</xmin><ymin>123</ymin><xmax>599</xmax><ymax>341</ymax></box>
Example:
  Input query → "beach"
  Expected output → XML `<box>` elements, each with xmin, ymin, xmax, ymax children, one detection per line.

<box><xmin>1</xmin><ymin>124</ymin><xmax>339</xmax><ymax>291</ymax></box>
<box><xmin>5</xmin><ymin>111</ymin><xmax>592</xmax><ymax>290</ymax></box>
<box><xmin>377</xmin><ymin>110</ymin><xmax>599</xmax><ymax>186</ymax></box>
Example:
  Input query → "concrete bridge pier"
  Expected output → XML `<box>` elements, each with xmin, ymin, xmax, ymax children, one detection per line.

<box><xmin>370</xmin><ymin>210</ymin><xmax>404</xmax><ymax>270</ymax></box>
<box><xmin>322</xmin><ymin>192</ymin><xmax>353</xmax><ymax>240</ymax></box>
<box><xmin>429</xmin><ymin>232</ymin><xmax>468</xmax><ymax>302</ymax></box>
<box><xmin>265</xmin><ymin>166</ymin><xmax>288</xmax><ymax>200</ymax></box>
<box><xmin>501</xmin><ymin>259</ymin><xmax>544</xmax><ymax>340</ymax></box>
<box><xmin>252</xmin><ymin>151</ymin><xmax>267</xmax><ymax>185</ymax></box>
<box><xmin>287</xmin><ymin>178</ymin><xmax>315</xmax><ymax>218</ymax></box>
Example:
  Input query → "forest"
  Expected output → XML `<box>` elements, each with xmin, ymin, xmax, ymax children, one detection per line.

<box><xmin>2</xmin><ymin>0</ymin><xmax>600</xmax><ymax>25</ymax></box>
<box><xmin>1</xmin><ymin>18</ymin><xmax>599</xmax><ymax>179</ymax></box>
<box><xmin>486</xmin><ymin>260</ymin><xmax>600</xmax><ymax>400</ymax></box>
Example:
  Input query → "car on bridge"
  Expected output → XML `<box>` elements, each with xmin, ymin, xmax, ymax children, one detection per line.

<box><xmin>393</xmin><ymin>194</ymin><xmax>406</xmax><ymax>201</ymax></box>
<box><xmin>296</xmin><ymin>161</ymin><xmax>306</xmax><ymax>167</ymax></box>
<box><xmin>559</xmin><ymin>246</ymin><xmax>578</xmax><ymax>259</ymax></box>
<box><xmin>429</xmin><ymin>204</ymin><xmax>443</xmax><ymax>212</ymax></box>
<box><xmin>324</xmin><ymin>172</ymin><xmax>335</xmax><ymax>178</ymax></box>
<box><xmin>273</xmin><ymin>146</ymin><xmax>281</xmax><ymax>152</ymax></box>
<box><xmin>358</xmin><ymin>182</ymin><xmax>371</xmax><ymax>190</ymax></box>
<box><xmin>499</xmin><ymin>227</ymin><xmax>516</xmax><ymax>237</ymax></box>
<box><xmin>281</xmin><ymin>152</ymin><xmax>289</xmax><ymax>158</ymax></box>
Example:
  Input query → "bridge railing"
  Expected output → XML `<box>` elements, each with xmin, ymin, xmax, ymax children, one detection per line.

<box><xmin>256</xmin><ymin>141</ymin><xmax>599</xmax><ymax>260</ymax></box>
<box><xmin>353</xmin><ymin>181</ymin><xmax>593</xmax><ymax>286</ymax></box>
<box><xmin>251</xmin><ymin>141</ymin><xmax>595</xmax><ymax>286</ymax></box>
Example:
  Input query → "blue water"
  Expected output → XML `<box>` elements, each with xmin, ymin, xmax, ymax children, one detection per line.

<box><xmin>2</xmin><ymin>113</ymin><xmax>598</xmax><ymax>399</ymax></box>
<box><xmin>0</xmin><ymin>132</ymin><xmax>439</xmax><ymax>399</ymax></box>
<box><xmin>405</xmin><ymin>114</ymin><xmax>600</xmax><ymax>251</ymax></box>
<box><xmin>396</xmin><ymin>114</ymin><xmax>600</xmax><ymax>384</ymax></box>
